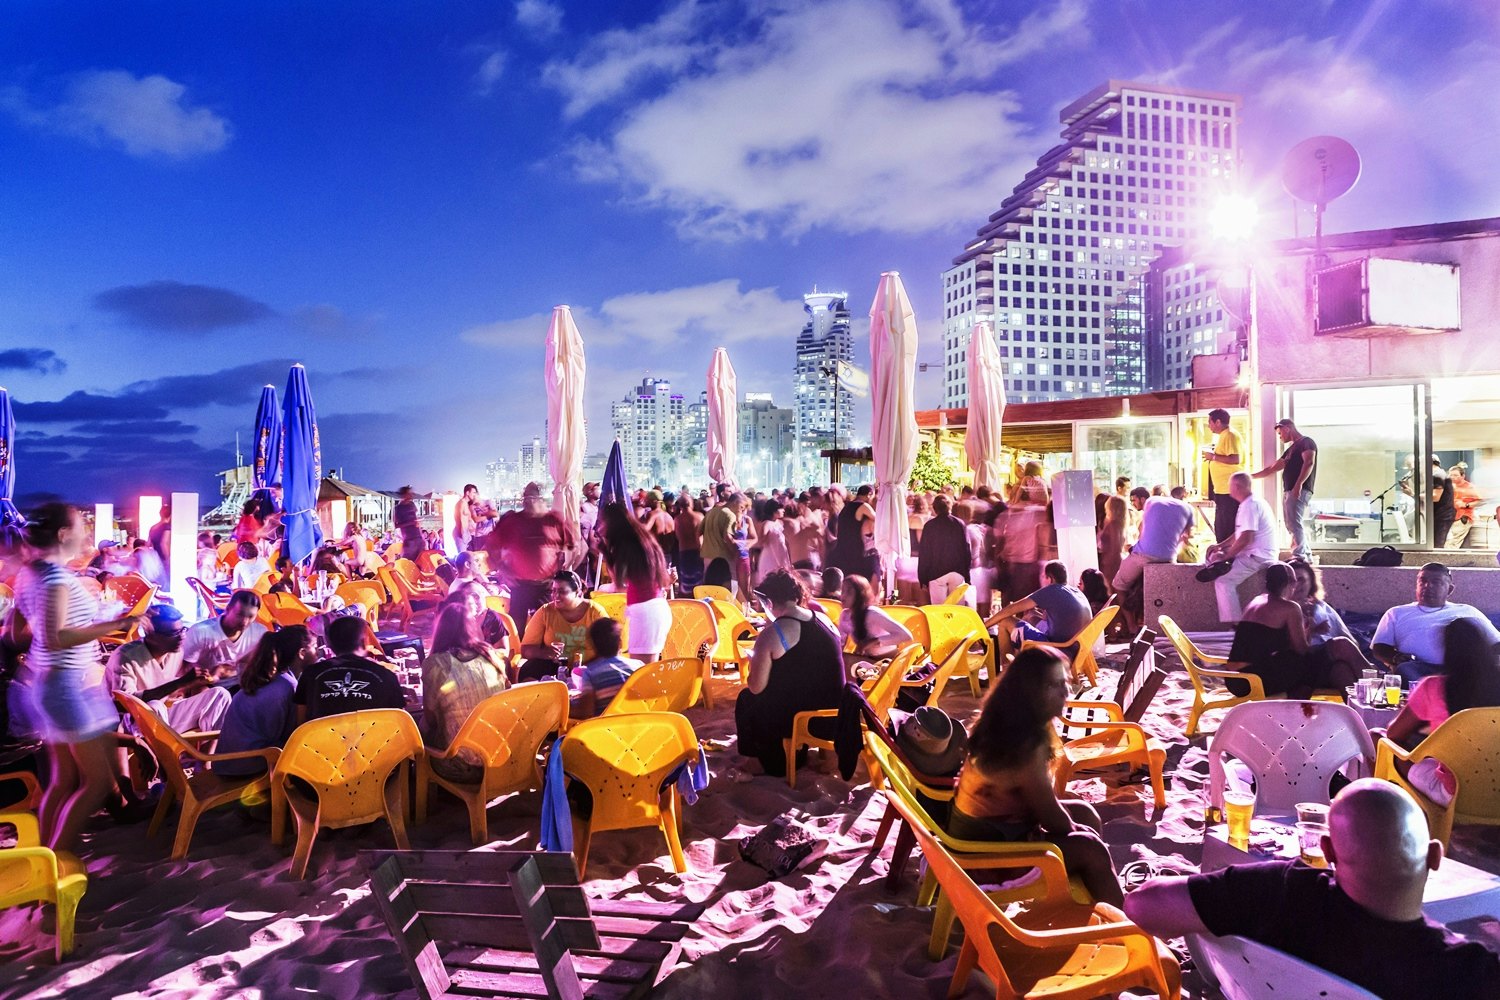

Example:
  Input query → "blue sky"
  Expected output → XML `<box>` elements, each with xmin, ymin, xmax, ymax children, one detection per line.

<box><xmin>3</xmin><ymin>0</ymin><xmax>1495</xmax><ymax>505</ymax></box>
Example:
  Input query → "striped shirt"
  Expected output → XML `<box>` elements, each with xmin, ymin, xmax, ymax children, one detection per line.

<box><xmin>15</xmin><ymin>561</ymin><xmax>99</xmax><ymax>673</ymax></box>
<box><xmin>577</xmin><ymin>656</ymin><xmax>639</xmax><ymax>717</ymax></box>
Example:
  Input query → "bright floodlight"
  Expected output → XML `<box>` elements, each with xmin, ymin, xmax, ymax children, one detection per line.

<box><xmin>1210</xmin><ymin>194</ymin><xmax>1260</xmax><ymax>243</ymax></box>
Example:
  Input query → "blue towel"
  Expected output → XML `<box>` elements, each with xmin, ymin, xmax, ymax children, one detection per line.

<box><xmin>539</xmin><ymin>741</ymin><xmax>572</xmax><ymax>853</ymax></box>
<box><xmin>673</xmin><ymin>746</ymin><xmax>710</xmax><ymax>805</ymax></box>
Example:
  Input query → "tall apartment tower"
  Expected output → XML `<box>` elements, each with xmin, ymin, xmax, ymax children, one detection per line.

<box><xmin>941</xmin><ymin>80</ymin><xmax>1241</xmax><ymax>405</ymax></box>
<box><xmin>609</xmin><ymin>376</ymin><xmax>686</xmax><ymax>484</ymax></box>
<box><xmin>794</xmin><ymin>290</ymin><xmax>854</xmax><ymax>472</ymax></box>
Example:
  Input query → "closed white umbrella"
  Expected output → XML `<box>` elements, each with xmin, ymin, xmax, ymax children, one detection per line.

<box><xmin>545</xmin><ymin>305</ymin><xmax>586</xmax><ymax>541</ymax></box>
<box><xmin>707</xmin><ymin>347</ymin><xmax>737</xmax><ymax>487</ymax></box>
<box><xmin>964</xmin><ymin>320</ymin><xmax>1008</xmax><ymax>491</ymax></box>
<box><xmin>869</xmin><ymin>271</ymin><xmax>920</xmax><ymax>585</ymax></box>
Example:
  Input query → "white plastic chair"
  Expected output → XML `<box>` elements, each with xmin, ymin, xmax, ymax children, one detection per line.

<box><xmin>1207</xmin><ymin>700</ymin><xmax>1375</xmax><ymax>817</ymax></box>
<box><xmin>1189</xmin><ymin>935</ymin><xmax>1379</xmax><ymax>1000</ymax></box>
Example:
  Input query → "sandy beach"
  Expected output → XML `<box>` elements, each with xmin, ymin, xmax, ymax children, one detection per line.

<box><xmin>4</xmin><ymin>638</ymin><xmax>1498</xmax><ymax>1000</ymax></box>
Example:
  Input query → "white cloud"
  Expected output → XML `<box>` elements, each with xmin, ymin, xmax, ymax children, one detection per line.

<box><xmin>515</xmin><ymin>0</ymin><xmax>564</xmax><ymax>38</ymax></box>
<box><xmin>474</xmin><ymin>50</ymin><xmax>507</xmax><ymax>95</ymax></box>
<box><xmin>2</xmin><ymin>70</ymin><xmax>230</xmax><ymax>157</ymax></box>
<box><xmin>539</xmin><ymin>0</ymin><xmax>1091</xmax><ymax>240</ymax></box>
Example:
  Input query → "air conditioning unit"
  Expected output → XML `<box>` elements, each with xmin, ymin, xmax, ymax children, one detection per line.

<box><xmin>1315</xmin><ymin>257</ymin><xmax>1461</xmax><ymax>337</ymax></box>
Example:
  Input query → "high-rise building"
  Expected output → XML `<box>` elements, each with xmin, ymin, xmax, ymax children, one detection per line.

<box><xmin>1143</xmin><ymin>245</ymin><xmax>1235</xmax><ymax>390</ymax></box>
<box><xmin>739</xmin><ymin>392</ymin><xmax>796</xmax><ymax>486</ymax></box>
<box><xmin>609</xmin><ymin>377</ymin><xmax>687</xmax><ymax>485</ymax></box>
<box><xmin>941</xmin><ymin>80</ymin><xmax>1242</xmax><ymax>405</ymax></box>
<box><xmin>794</xmin><ymin>290</ymin><xmax>854</xmax><ymax>474</ymax></box>
<box><xmin>517</xmin><ymin>436</ymin><xmax>543</xmax><ymax>486</ymax></box>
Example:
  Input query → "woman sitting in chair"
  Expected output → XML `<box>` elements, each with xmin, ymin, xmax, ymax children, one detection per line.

<box><xmin>948</xmin><ymin>646</ymin><xmax>1124</xmax><ymax>906</ymax></box>
<box><xmin>837</xmin><ymin>574</ymin><xmax>912</xmax><ymax>680</ymax></box>
<box><xmin>422</xmin><ymin>604</ymin><xmax>508</xmax><ymax>782</ymax></box>
<box><xmin>1227</xmin><ymin>562</ymin><xmax>1366</xmax><ymax>699</ymax></box>
<box><xmin>1385</xmin><ymin>618</ymin><xmax>1500</xmax><ymax>749</ymax></box>
<box><xmin>735</xmin><ymin>570</ymin><xmax>844</xmax><ymax>778</ymax></box>
<box><xmin>214</xmin><ymin>625</ymin><xmax>316</xmax><ymax>778</ymax></box>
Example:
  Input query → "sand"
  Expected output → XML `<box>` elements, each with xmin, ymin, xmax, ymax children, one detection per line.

<box><xmin>3</xmin><ymin>636</ymin><xmax>1498</xmax><ymax>1000</ymax></box>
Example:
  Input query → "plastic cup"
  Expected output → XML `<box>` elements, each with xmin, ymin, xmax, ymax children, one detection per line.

<box><xmin>1224</xmin><ymin>789</ymin><xmax>1255</xmax><ymax>846</ymax></box>
<box><xmin>1295</xmin><ymin>802</ymin><xmax>1330</xmax><ymax>825</ymax></box>
<box><xmin>1296</xmin><ymin>821</ymin><xmax>1328</xmax><ymax>867</ymax></box>
<box><xmin>1384</xmin><ymin>674</ymin><xmax>1403</xmax><ymax>707</ymax></box>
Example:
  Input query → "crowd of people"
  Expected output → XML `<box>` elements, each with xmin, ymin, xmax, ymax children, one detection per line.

<box><xmin>2</xmin><ymin>464</ymin><xmax>1499</xmax><ymax>998</ymax></box>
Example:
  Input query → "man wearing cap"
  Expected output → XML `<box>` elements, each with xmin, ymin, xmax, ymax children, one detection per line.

<box><xmin>106</xmin><ymin>604</ymin><xmax>231</xmax><ymax>733</ymax></box>
<box><xmin>181</xmin><ymin>590</ymin><xmax>269</xmax><ymax>682</ymax></box>
<box><xmin>486</xmin><ymin>483</ymin><xmax>577</xmax><ymax>631</ymax></box>
<box><xmin>1252</xmin><ymin>418</ymin><xmax>1317</xmax><ymax>561</ymax></box>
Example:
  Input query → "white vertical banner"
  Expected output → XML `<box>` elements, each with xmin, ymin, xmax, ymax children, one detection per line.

<box><xmin>169</xmin><ymin>492</ymin><xmax>199</xmax><ymax>610</ymax></box>
<box><xmin>94</xmin><ymin>503</ymin><xmax>114</xmax><ymax>546</ymax></box>
<box><xmin>138</xmin><ymin>496</ymin><xmax>162</xmax><ymax>538</ymax></box>
<box><xmin>438</xmin><ymin>492</ymin><xmax>458</xmax><ymax>557</ymax></box>
<box><xmin>1050</xmin><ymin>470</ymin><xmax>1098</xmax><ymax>577</ymax></box>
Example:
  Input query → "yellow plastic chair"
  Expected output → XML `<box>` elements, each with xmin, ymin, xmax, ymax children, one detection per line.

<box><xmin>1159</xmin><ymin>616</ymin><xmax>1261</xmax><ymax>737</ymax></box>
<box><xmin>1016</xmin><ymin>605</ymin><xmax>1118</xmax><ymax>689</ymax></box>
<box><xmin>662</xmin><ymin>599</ymin><xmax>720</xmax><ymax>710</ymax></box>
<box><xmin>943</xmin><ymin>583</ymin><xmax>973</xmax><ymax>606</ymax></box>
<box><xmin>272</xmin><ymin>709</ymin><xmax>424</xmax><ymax>879</ymax></box>
<box><xmin>882</xmin><ymin>605</ymin><xmax>932</xmax><ymax>656</ymax></box>
<box><xmin>394</xmin><ymin>557</ymin><xmax>437</xmax><ymax>591</ymax></box>
<box><xmin>923</xmin><ymin>604</ymin><xmax>997</xmax><ymax>697</ymax></box>
<box><xmin>417</xmin><ymin>682</ymin><xmax>568</xmax><ymax>846</ymax></box>
<box><xmin>868</xmin><ymin>733</ymin><xmax>1093</xmax><ymax>961</ymax></box>
<box><xmin>483</xmin><ymin>593</ymin><xmax>510</xmax><ymax>617</ymax></box>
<box><xmin>415</xmin><ymin>550</ymin><xmax>447</xmax><ymax>577</ymax></box>
<box><xmin>378</xmin><ymin>565</ymin><xmax>440</xmax><ymax>628</ymax></box>
<box><xmin>98</xmin><ymin>574</ymin><xmax>157</xmax><ymax>649</ymax></box>
<box><xmin>706</xmin><ymin>598</ymin><xmax>757</xmax><ymax>683</ymax></box>
<box><xmin>901</xmin><ymin>792</ymin><xmax>1181</xmax><ymax>999</ymax></box>
<box><xmin>693</xmin><ymin>584</ymin><xmax>737</xmax><ymax>606</ymax></box>
<box><xmin>1376</xmin><ymin>707</ymin><xmax>1500</xmax><ymax>847</ymax></box>
<box><xmin>114</xmin><ymin>692</ymin><xmax>280</xmax><ymax>860</ymax></box>
<box><xmin>495</xmin><ymin>611</ymin><xmax>523</xmax><ymax>674</ymax></box>
<box><xmin>811</xmin><ymin>597</ymin><xmax>843</xmax><ymax>623</ymax></box>
<box><xmin>0</xmin><ymin>810</ymin><xmax>87</xmax><ymax>961</ymax></box>
<box><xmin>866</xmin><ymin>642</ymin><xmax>925</xmax><ymax>724</ymax></box>
<box><xmin>264</xmin><ymin>591</ymin><xmax>316</xmax><ymax>627</ymax></box>
<box><xmin>591</xmin><ymin>591</ymin><xmax>630</xmax><ymax>648</ymax></box>
<box><xmin>560</xmin><ymin>712</ymin><xmax>700</xmax><ymax>876</ymax></box>
<box><xmin>603</xmin><ymin>658</ymin><xmax>703</xmax><ymax>716</ymax></box>
<box><xmin>334</xmin><ymin>580</ymin><xmax>384</xmax><ymax>627</ymax></box>
<box><xmin>782</xmin><ymin>647</ymin><xmax>917</xmax><ymax>788</ymax></box>
<box><xmin>252</xmin><ymin>570</ymin><xmax>277</xmax><ymax>595</ymax></box>
<box><xmin>1053</xmin><ymin>698</ymin><xmax>1168</xmax><ymax>809</ymax></box>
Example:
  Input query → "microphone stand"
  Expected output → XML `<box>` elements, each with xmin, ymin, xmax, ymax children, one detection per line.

<box><xmin>1370</xmin><ymin>479</ymin><xmax>1406</xmax><ymax>543</ymax></box>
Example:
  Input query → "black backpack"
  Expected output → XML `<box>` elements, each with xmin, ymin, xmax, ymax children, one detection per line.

<box><xmin>1354</xmin><ymin>545</ymin><xmax>1403</xmax><ymax>567</ymax></box>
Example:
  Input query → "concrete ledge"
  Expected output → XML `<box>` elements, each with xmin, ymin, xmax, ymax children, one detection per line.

<box><xmin>1143</xmin><ymin>562</ymin><xmax>1500</xmax><ymax>631</ymax></box>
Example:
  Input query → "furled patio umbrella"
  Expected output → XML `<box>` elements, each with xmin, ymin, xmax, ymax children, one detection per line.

<box><xmin>707</xmin><ymin>348</ymin><xmax>737</xmax><ymax>487</ymax></box>
<box><xmin>601</xmin><ymin>439</ymin><xmax>629</xmax><ymax>508</ymax></box>
<box><xmin>869</xmin><ymin>271</ymin><xmax>920</xmax><ymax>587</ymax></box>
<box><xmin>280</xmin><ymin>364</ymin><xmax>324</xmax><ymax>567</ymax></box>
<box><xmin>964</xmin><ymin>320</ymin><xmax>1008</xmax><ymax>492</ymax></box>
<box><xmin>0</xmin><ymin>387</ymin><xmax>24</xmax><ymax>550</ymax></box>
<box><xmin>251</xmin><ymin>383</ymin><xmax>283</xmax><ymax>490</ymax></box>
<box><xmin>545</xmin><ymin>305</ymin><xmax>586</xmax><ymax>541</ymax></box>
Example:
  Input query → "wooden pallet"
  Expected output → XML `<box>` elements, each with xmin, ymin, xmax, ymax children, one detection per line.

<box><xmin>364</xmin><ymin>849</ymin><xmax>700</xmax><ymax>1000</ymax></box>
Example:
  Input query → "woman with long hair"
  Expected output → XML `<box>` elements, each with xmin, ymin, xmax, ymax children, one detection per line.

<box><xmin>950</xmin><ymin>646</ymin><xmax>1123</xmax><ymax>905</ymax></box>
<box><xmin>1386</xmin><ymin>617</ymin><xmax>1500</xmax><ymax>748</ymax></box>
<box><xmin>214</xmin><ymin>625</ymin><xmax>316</xmax><ymax>777</ymax></box>
<box><xmin>1227</xmin><ymin>562</ymin><xmax>1366</xmax><ymax>698</ymax></box>
<box><xmin>7</xmin><ymin>503</ymin><xmax>140</xmax><ymax>851</ymax></box>
<box><xmin>599</xmin><ymin>501</ymin><xmax>671</xmax><ymax>662</ymax></box>
<box><xmin>838</xmin><ymin>574</ymin><xmax>912</xmax><ymax>678</ymax></box>
<box><xmin>1097</xmin><ymin>495</ymin><xmax>1127</xmax><ymax>588</ymax></box>
<box><xmin>422</xmin><ymin>603</ymin><xmax>508</xmax><ymax>782</ymax></box>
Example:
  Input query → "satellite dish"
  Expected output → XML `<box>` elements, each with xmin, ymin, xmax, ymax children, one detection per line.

<box><xmin>1281</xmin><ymin>136</ymin><xmax>1360</xmax><ymax>248</ymax></box>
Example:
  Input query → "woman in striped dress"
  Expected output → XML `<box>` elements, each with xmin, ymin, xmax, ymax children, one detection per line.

<box><xmin>10</xmin><ymin>503</ymin><xmax>141</xmax><ymax>851</ymax></box>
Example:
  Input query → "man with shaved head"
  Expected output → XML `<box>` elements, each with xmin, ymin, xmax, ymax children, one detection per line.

<box><xmin>1125</xmin><ymin>780</ymin><xmax>1500</xmax><ymax>999</ymax></box>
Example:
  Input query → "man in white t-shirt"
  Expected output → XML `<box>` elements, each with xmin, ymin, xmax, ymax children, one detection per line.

<box><xmin>1203</xmin><ymin>473</ymin><xmax>1278</xmax><ymax>623</ymax></box>
<box><xmin>1373</xmin><ymin>562</ymin><xmax>1500</xmax><ymax>685</ymax></box>
<box><xmin>181</xmin><ymin>590</ymin><xmax>269</xmax><ymax>681</ymax></box>
<box><xmin>107</xmin><ymin>604</ymin><xmax>231</xmax><ymax>733</ymax></box>
<box><xmin>231</xmin><ymin>541</ymin><xmax>272</xmax><ymax>592</ymax></box>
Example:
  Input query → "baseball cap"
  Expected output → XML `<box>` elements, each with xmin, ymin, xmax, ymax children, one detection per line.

<box><xmin>146</xmin><ymin>604</ymin><xmax>185</xmax><ymax>633</ymax></box>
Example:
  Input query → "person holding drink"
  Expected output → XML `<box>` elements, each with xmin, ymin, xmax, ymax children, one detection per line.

<box><xmin>516</xmin><ymin>571</ymin><xmax>606</xmax><ymax>683</ymax></box>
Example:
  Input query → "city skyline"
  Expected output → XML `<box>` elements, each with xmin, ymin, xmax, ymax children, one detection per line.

<box><xmin>4</xmin><ymin>1</ymin><xmax>1497</xmax><ymax>504</ymax></box>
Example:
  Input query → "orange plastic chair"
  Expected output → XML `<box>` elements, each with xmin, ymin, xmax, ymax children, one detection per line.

<box><xmin>602</xmin><ymin>658</ymin><xmax>703</xmax><ymax>716</ymax></box>
<box><xmin>1376</xmin><ymin>707</ymin><xmax>1500</xmax><ymax>847</ymax></box>
<box><xmin>0</xmin><ymin>771</ymin><xmax>41</xmax><ymax>811</ymax></box>
<box><xmin>394</xmin><ymin>558</ymin><xmax>440</xmax><ymax>594</ymax></box>
<box><xmin>216</xmin><ymin>541</ymin><xmax>240</xmax><ymax>570</ymax></box>
<box><xmin>559</xmin><ymin>712</ymin><xmax>700</xmax><ymax>876</ymax></box>
<box><xmin>782</xmin><ymin>646</ymin><xmax>916</xmax><ymax>788</ymax></box>
<box><xmin>1053</xmin><ymin>697</ymin><xmax>1168</xmax><ymax>809</ymax></box>
<box><xmin>902</xmin><ymin>792</ymin><xmax>1181</xmax><ymax>999</ymax></box>
<box><xmin>706</xmin><ymin>598</ymin><xmax>757</xmax><ymax>683</ymax></box>
<box><xmin>0</xmin><ymin>810</ymin><xmax>88</xmax><ymax>961</ymax></box>
<box><xmin>415</xmin><ymin>550</ymin><xmax>447</xmax><ymax>577</ymax></box>
<box><xmin>591</xmin><ymin>591</ymin><xmax>630</xmax><ymax>648</ymax></box>
<box><xmin>114</xmin><ymin>692</ymin><xmax>280</xmax><ymax>860</ymax></box>
<box><xmin>98</xmin><ymin>574</ymin><xmax>157</xmax><ymax>649</ymax></box>
<box><xmin>334</xmin><ymin>580</ymin><xmax>384</xmax><ymax>627</ymax></box>
<box><xmin>272</xmin><ymin>709</ymin><xmax>424</xmax><ymax>879</ymax></box>
<box><xmin>662</xmin><ymin>599</ymin><xmax>720</xmax><ymax>710</ymax></box>
<box><xmin>923</xmin><ymin>604</ymin><xmax>998</xmax><ymax>697</ymax></box>
<box><xmin>693</xmin><ymin>584</ymin><xmax>737</xmax><ymax>606</ymax></box>
<box><xmin>1017</xmin><ymin>605</ymin><xmax>1118</xmax><ymax>689</ymax></box>
<box><xmin>263</xmin><ymin>591</ymin><xmax>316</xmax><ymax>627</ymax></box>
<box><xmin>416</xmin><ymin>682</ymin><xmax>568</xmax><ymax>846</ymax></box>
<box><xmin>187</xmin><ymin>577</ymin><xmax>229</xmax><ymax>616</ymax></box>
<box><xmin>378</xmin><ymin>565</ymin><xmax>441</xmax><ymax>628</ymax></box>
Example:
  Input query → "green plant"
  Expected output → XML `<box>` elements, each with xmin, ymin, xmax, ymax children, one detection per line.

<box><xmin>909</xmin><ymin>440</ymin><xmax>957</xmax><ymax>492</ymax></box>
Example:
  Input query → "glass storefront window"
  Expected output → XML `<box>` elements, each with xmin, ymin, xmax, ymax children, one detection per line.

<box><xmin>1432</xmin><ymin>375</ymin><xmax>1500</xmax><ymax>551</ymax></box>
<box><xmin>1180</xmin><ymin>410</ymin><xmax>1251</xmax><ymax>502</ymax></box>
<box><xmin>1078</xmin><ymin>420</ymin><xmax>1172</xmax><ymax>493</ymax></box>
<box><xmin>1287</xmin><ymin>384</ymin><xmax>1425</xmax><ymax>547</ymax></box>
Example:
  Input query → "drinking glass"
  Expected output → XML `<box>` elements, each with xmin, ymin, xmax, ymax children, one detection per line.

<box><xmin>1295</xmin><ymin>802</ymin><xmax>1330</xmax><ymax>826</ymax></box>
<box><xmin>1224</xmin><ymin>789</ymin><xmax>1255</xmax><ymax>846</ymax></box>
<box><xmin>1384</xmin><ymin>674</ymin><xmax>1403</xmax><ymax>707</ymax></box>
<box><xmin>1296</xmin><ymin>821</ymin><xmax>1329</xmax><ymax>867</ymax></box>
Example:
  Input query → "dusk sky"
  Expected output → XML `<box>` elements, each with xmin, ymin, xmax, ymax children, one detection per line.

<box><xmin>3</xmin><ymin>0</ymin><xmax>1496</xmax><ymax>506</ymax></box>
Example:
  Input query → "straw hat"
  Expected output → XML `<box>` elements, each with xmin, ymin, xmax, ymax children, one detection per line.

<box><xmin>894</xmin><ymin>706</ymin><xmax>969</xmax><ymax>777</ymax></box>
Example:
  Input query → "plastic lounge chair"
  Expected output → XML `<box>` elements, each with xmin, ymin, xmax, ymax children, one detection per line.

<box><xmin>416</xmin><ymin>683</ymin><xmax>568</xmax><ymax>846</ymax></box>
<box><xmin>1188</xmin><ymin>934</ymin><xmax>1377</xmax><ymax>1000</ymax></box>
<box><xmin>706</xmin><ymin>598</ymin><xmax>757</xmax><ymax>683</ymax></box>
<box><xmin>661</xmin><ymin>599</ymin><xmax>719</xmax><ymax>710</ymax></box>
<box><xmin>559</xmin><ymin>712</ymin><xmax>700</xmax><ymax>876</ymax></box>
<box><xmin>905</xmin><ymin>801</ymin><xmax>1181</xmax><ymax>999</ymax></box>
<box><xmin>871</xmin><ymin>734</ymin><xmax>1095</xmax><ymax>963</ymax></box>
<box><xmin>1159</xmin><ymin>615</ymin><xmax>1261</xmax><ymax>737</ymax></box>
<box><xmin>1207</xmin><ymin>700</ymin><xmax>1374</xmax><ymax>818</ymax></box>
<box><xmin>115</xmin><ymin>692</ymin><xmax>279</xmax><ymax>860</ymax></box>
<box><xmin>272</xmin><ymin>709</ymin><xmax>424</xmax><ymax>879</ymax></box>
<box><xmin>364</xmin><ymin>848</ymin><xmax>699</xmax><ymax>1000</ymax></box>
<box><xmin>0</xmin><ymin>810</ymin><xmax>87</xmax><ymax>961</ymax></box>
<box><xmin>603</xmin><ymin>658</ymin><xmax>703</xmax><ymax>716</ymax></box>
<box><xmin>1016</xmin><ymin>605</ymin><xmax>1118</xmax><ymax>689</ymax></box>
<box><xmin>1376</xmin><ymin>707</ymin><xmax>1500</xmax><ymax>847</ymax></box>
<box><xmin>781</xmin><ymin>648</ymin><xmax>915</xmax><ymax>789</ymax></box>
<box><xmin>923</xmin><ymin>604</ymin><xmax>998</xmax><ymax>697</ymax></box>
<box><xmin>379</xmin><ymin>565</ymin><xmax>441</xmax><ymax>629</ymax></box>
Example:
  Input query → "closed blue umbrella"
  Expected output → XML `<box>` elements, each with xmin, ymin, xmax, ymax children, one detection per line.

<box><xmin>0</xmin><ymin>387</ymin><xmax>23</xmax><ymax>549</ymax></box>
<box><xmin>251</xmin><ymin>383</ymin><xmax>282</xmax><ymax>489</ymax></box>
<box><xmin>280</xmin><ymin>364</ymin><xmax>323</xmax><ymax>567</ymax></box>
<box><xmin>600</xmin><ymin>439</ymin><xmax>629</xmax><ymax>507</ymax></box>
